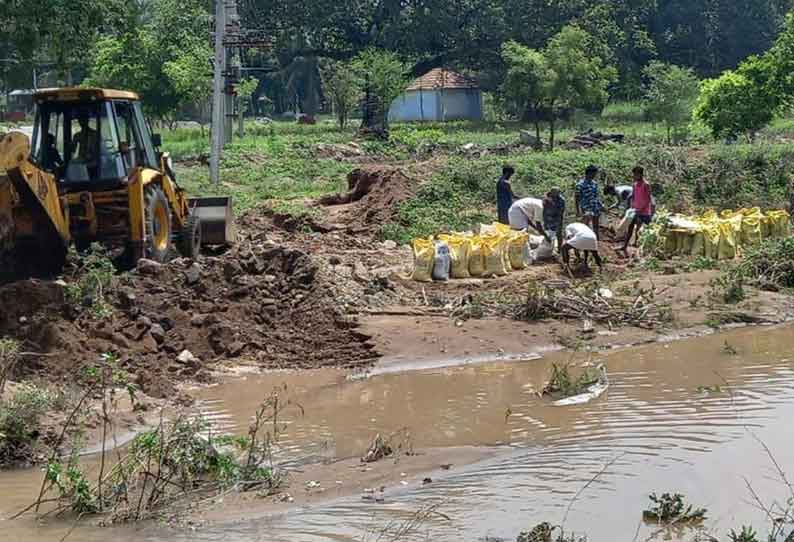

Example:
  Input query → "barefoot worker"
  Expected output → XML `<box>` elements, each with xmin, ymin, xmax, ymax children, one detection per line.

<box><xmin>496</xmin><ymin>165</ymin><xmax>519</xmax><ymax>225</ymax></box>
<box><xmin>621</xmin><ymin>166</ymin><xmax>654</xmax><ymax>251</ymax></box>
<box><xmin>542</xmin><ymin>187</ymin><xmax>566</xmax><ymax>253</ymax></box>
<box><xmin>604</xmin><ymin>183</ymin><xmax>633</xmax><ymax>212</ymax></box>
<box><xmin>575</xmin><ymin>165</ymin><xmax>605</xmax><ymax>239</ymax></box>
<box><xmin>561</xmin><ymin>222</ymin><xmax>603</xmax><ymax>272</ymax></box>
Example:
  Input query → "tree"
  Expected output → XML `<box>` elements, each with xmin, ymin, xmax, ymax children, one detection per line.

<box><xmin>500</xmin><ymin>41</ymin><xmax>551</xmax><ymax>144</ymax></box>
<box><xmin>694</xmin><ymin>64</ymin><xmax>778</xmax><ymax>141</ymax></box>
<box><xmin>85</xmin><ymin>0</ymin><xmax>212</xmax><ymax>123</ymax></box>
<box><xmin>642</xmin><ymin>61</ymin><xmax>700</xmax><ymax>144</ymax></box>
<box><xmin>235</xmin><ymin>77</ymin><xmax>259</xmax><ymax>137</ymax></box>
<box><xmin>542</xmin><ymin>25</ymin><xmax>618</xmax><ymax>149</ymax></box>
<box><xmin>352</xmin><ymin>48</ymin><xmax>408</xmax><ymax>137</ymax></box>
<box><xmin>321</xmin><ymin>60</ymin><xmax>361</xmax><ymax>129</ymax></box>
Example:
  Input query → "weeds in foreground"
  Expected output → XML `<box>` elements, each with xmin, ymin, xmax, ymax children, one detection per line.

<box><xmin>710</xmin><ymin>274</ymin><xmax>746</xmax><ymax>305</ymax></box>
<box><xmin>64</xmin><ymin>244</ymin><xmax>116</xmax><ymax>320</ymax></box>
<box><xmin>729</xmin><ymin>238</ymin><xmax>794</xmax><ymax>291</ymax></box>
<box><xmin>15</xmin><ymin>365</ymin><xmax>301</xmax><ymax>524</ymax></box>
<box><xmin>0</xmin><ymin>337</ymin><xmax>21</xmax><ymax>395</ymax></box>
<box><xmin>643</xmin><ymin>493</ymin><xmax>707</xmax><ymax>524</ymax></box>
<box><xmin>728</xmin><ymin>525</ymin><xmax>760</xmax><ymax>542</ymax></box>
<box><xmin>542</xmin><ymin>363</ymin><xmax>603</xmax><ymax>399</ymax></box>
<box><xmin>0</xmin><ymin>384</ymin><xmax>52</xmax><ymax>466</ymax></box>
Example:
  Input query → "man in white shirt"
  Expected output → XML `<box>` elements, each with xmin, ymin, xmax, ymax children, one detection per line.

<box><xmin>508</xmin><ymin>197</ymin><xmax>546</xmax><ymax>236</ymax></box>
<box><xmin>562</xmin><ymin>222</ymin><xmax>602</xmax><ymax>272</ymax></box>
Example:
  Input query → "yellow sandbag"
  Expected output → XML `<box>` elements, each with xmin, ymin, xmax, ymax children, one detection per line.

<box><xmin>411</xmin><ymin>238</ymin><xmax>435</xmax><ymax>282</ymax></box>
<box><xmin>508</xmin><ymin>232</ymin><xmax>529</xmax><ymax>270</ymax></box>
<box><xmin>482</xmin><ymin>235</ymin><xmax>509</xmax><ymax>277</ymax></box>
<box><xmin>690</xmin><ymin>230</ymin><xmax>706</xmax><ymax>257</ymax></box>
<box><xmin>439</xmin><ymin>235</ymin><xmax>472</xmax><ymax>279</ymax></box>
<box><xmin>718</xmin><ymin>221</ymin><xmax>737</xmax><ymax>259</ymax></box>
<box><xmin>468</xmin><ymin>237</ymin><xmax>485</xmax><ymax>277</ymax></box>
<box><xmin>741</xmin><ymin>208</ymin><xmax>763</xmax><ymax>246</ymax></box>
<box><xmin>703</xmin><ymin>225</ymin><xmax>721</xmax><ymax>259</ymax></box>
<box><xmin>664</xmin><ymin>230</ymin><xmax>679</xmax><ymax>255</ymax></box>
<box><xmin>673</xmin><ymin>230</ymin><xmax>693</xmax><ymax>256</ymax></box>
<box><xmin>480</xmin><ymin>222</ymin><xmax>512</xmax><ymax>236</ymax></box>
<box><xmin>767</xmin><ymin>210</ymin><xmax>791</xmax><ymax>238</ymax></box>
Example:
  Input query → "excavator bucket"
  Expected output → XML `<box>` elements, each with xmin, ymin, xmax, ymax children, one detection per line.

<box><xmin>188</xmin><ymin>196</ymin><xmax>236</xmax><ymax>245</ymax></box>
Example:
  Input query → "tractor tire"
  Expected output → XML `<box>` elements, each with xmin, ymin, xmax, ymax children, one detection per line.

<box><xmin>144</xmin><ymin>185</ymin><xmax>173</xmax><ymax>263</ymax></box>
<box><xmin>178</xmin><ymin>214</ymin><xmax>202</xmax><ymax>259</ymax></box>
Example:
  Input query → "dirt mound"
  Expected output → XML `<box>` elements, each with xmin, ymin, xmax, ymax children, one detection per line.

<box><xmin>0</xmin><ymin>242</ymin><xmax>378</xmax><ymax>400</ymax></box>
<box><xmin>320</xmin><ymin>166</ymin><xmax>413</xmax><ymax>229</ymax></box>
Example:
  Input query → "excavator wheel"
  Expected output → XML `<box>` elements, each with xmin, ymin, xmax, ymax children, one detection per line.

<box><xmin>178</xmin><ymin>214</ymin><xmax>202</xmax><ymax>259</ymax></box>
<box><xmin>144</xmin><ymin>185</ymin><xmax>172</xmax><ymax>263</ymax></box>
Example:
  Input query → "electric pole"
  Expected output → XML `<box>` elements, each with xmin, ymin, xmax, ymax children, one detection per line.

<box><xmin>209</xmin><ymin>0</ymin><xmax>226</xmax><ymax>185</ymax></box>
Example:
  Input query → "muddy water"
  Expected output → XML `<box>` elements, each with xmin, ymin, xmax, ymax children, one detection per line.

<box><xmin>3</xmin><ymin>324</ymin><xmax>794</xmax><ymax>541</ymax></box>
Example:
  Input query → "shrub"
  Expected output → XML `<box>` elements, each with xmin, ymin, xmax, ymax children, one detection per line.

<box><xmin>0</xmin><ymin>384</ymin><xmax>52</xmax><ymax>466</ymax></box>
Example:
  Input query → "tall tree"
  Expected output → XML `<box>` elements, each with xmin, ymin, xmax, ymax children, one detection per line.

<box><xmin>642</xmin><ymin>61</ymin><xmax>700</xmax><ymax>144</ymax></box>
<box><xmin>542</xmin><ymin>26</ymin><xmax>618</xmax><ymax>149</ymax></box>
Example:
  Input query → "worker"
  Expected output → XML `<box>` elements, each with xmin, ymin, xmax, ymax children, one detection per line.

<box><xmin>621</xmin><ymin>166</ymin><xmax>654</xmax><ymax>251</ymax></box>
<box><xmin>72</xmin><ymin>113</ymin><xmax>98</xmax><ymax>163</ymax></box>
<box><xmin>496</xmin><ymin>165</ymin><xmax>519</xmax><ymax>225</ymax></box>
<box><xmin>542</xmin><ymin>187</ymin><xmax>566</xmax><ymax>252</ymax></box>
<box><xmin>561</xmin><ymin>222</ymin><xmax>603</xmax><ymax>272</ymax></box>
<box><xmin>44</xmin><ymin>133</ymin><xmax>63</xmax><ymax>170</ymax></box>
<box><xmin>575</xmin><ymin>165</ymin><xmax>604</xmax><ymax>239</ymax></box>
<box><xmin>604</xmin><ymin>184</ymin><xmax>633</xmax><ymax>211</ymax></box>
<box><xmin>508</xmin><ymin>197</ymin><xmax>546</xmax><ymax>238</ymax></box>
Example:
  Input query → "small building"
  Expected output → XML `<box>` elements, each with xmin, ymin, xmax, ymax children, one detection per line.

<box><xmin>389</xmin><ymin>68</ymin><xmax>483</xmax><ymax>123</ymax></box>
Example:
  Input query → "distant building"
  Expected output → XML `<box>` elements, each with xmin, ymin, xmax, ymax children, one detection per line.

<box><xmin>389</xmin><ymin>68</ymin><xmax>483</xmax><ymax>123</ymax></box>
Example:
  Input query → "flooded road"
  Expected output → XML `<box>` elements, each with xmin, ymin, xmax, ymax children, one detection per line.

<box><xmin>3</xmin><ymin>324</ymin><xmax>794</xmax><ymax>541</ymax></box>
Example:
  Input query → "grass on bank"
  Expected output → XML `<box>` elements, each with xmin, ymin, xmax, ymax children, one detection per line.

<box><xmin>166</xmin><ymin>111</ymin><xmax>794</xmax><ymax>231</ymax></box>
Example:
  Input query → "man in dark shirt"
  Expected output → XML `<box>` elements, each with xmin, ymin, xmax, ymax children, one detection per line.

<box><xmin>496</xmin><ymin>165</ymin><xmax>518</xmax><ymax>225</ymax></box>
<box><xmin>543</xmin><ymin>187</ymin><xmax>566</xmax><ymax>253</ymax></box>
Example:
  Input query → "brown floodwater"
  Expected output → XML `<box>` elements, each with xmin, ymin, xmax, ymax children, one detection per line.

<box><xmin>3</xmin><ymin>324</ymin><xmax>794</xmax><ymax>541</ymax></box>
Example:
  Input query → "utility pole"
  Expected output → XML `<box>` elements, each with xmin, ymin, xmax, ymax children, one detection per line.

<box><xmin>209</xmin><ymin>0</ymin><xmax>226</xmax><ymax>185</ymax></box>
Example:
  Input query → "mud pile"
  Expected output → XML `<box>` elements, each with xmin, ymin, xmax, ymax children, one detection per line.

<box><xmin>0</xmin><ymin>242</ymin><xmax>378</xmax><ymax>399</ymax></box>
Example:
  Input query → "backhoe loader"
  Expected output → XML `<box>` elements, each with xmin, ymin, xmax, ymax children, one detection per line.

<box><xmin>0</xmin><ymin>88</ymin><xmax>234</xmax><ymax>276</ymax></box>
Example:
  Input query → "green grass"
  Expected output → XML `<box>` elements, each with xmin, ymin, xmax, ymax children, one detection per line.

<box><xmin>162</xmin><ymin>111</ymin><xmax>794</xmax><ymax>228</ymax></box>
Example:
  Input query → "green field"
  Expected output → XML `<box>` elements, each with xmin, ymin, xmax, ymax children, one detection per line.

<box><xmin>168</xmin><ymin>109</ymin><xmax>794</xmax><ymax>243</ymax></box>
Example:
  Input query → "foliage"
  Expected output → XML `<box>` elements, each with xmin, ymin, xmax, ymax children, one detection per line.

<box><xmin>504</xmin><ymin>25</ymin><xmax>618</xmax><ymax>149</ymax></box>
<box><xmin>0</xmin><ymin>384</ymin><xmax>52</xmax><ymax>466</ymax></box>
<box><xmin>0</xmin><ymin>338</ymin><xmax>21</xmax><ymax>395</ymax></box>
<box><xmin>728</xmin><ymin>237</ymin><xmax>794</xmax><ymax>291</ymax></box>
<box><xmin>642</xmin><ymin>493</ymin><xmax>707</xmax><ymax>524</ymax></box>
<box><xmin>694</xmin><ymin>60</ymin><xmax>779</xmax><ymax>141</ymax></box>
<box><xmin>642</xmin><ymin>62</ymin><xmax>700</xmax><ymax>144</ymax></box>
<box><xmin>64</xmin><ymin>244</ymin><xmax>116</xmax><ymax>319</ymax></box>
<box><xmin>28</xmin><ymin>386</ymin><xmax>298</xmax><ymax>522</ymax></box>
<box><xmin>321</xmin><ymin>60</ymin><xmax>361</xmax><ymax>129</ymax></box>
<box><xmin>728</xmin><ymin>526</ymin><xmax>760</xmax><ymax>542</ymax></box>
<box><xmin>85</xmin><ymin>0</ymin><xmax>212</xmax><ymax>121</ymax></box>
<box><xmin>501</xmin><ymin>40</ymin><xmax>551</xmax><ymax>140</ymax></box>
<box><xmin>601</xmin><ymin>102</ymin><xmax>647</xmax><ymax>124</ymax></box>
<box><xmin>542</xmin><ymin>363</ymin><xmax>602</xmax><ymax>398</ymax></box>
<box><xmin>710</xmin><ymin>274</ymin><xmax>746</xmax><ymax>305</ymax></box>
<box><xmin>352</xmin><ymin>48</ymin><xmax>409</xmax><ymax>134</ymax></box>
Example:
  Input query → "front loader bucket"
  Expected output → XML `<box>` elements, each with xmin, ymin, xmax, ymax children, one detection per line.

<box><xmin>188</xmin><ymin>196</ymin><xmax>236</xmax><ymax>245</ymax></box>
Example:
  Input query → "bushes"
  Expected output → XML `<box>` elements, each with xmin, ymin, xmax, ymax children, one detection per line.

<box><xmin>729</xmin><ymin>237</ymin><xmax>794</xmax><ymax>290</ymax></box>
<box><xmin>0</xmin><ymin>385</ymin><xmax>52</xmax><ymax>466</ymax></box>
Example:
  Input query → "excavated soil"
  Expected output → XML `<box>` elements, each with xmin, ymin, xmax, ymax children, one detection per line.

<box><xmin>0</xmin><ymin>215</ymin><xmax>380</xmax><ymax>399</ymax></box>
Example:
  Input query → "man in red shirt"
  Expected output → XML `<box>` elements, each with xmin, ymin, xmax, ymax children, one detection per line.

<box><xmin>621</xmin><ymin>166</ymin><xmax>654</xmax><ymax>252</ymax></box>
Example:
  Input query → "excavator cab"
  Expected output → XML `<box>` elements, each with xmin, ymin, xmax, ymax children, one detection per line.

<box><xmin>0</xmin><ymin>88</ymin><xmax>235</xmax><ymax>276</ymax></box>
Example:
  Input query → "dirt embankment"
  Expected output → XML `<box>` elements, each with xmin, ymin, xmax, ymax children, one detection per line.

<box><xmin>1</xmin><ymin>216</ymin><xmax>386</xmax><ymax>401</ymax></box>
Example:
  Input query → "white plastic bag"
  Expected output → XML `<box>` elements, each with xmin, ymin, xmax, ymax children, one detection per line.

<box><xmin>432</xmin><ymin>241</ymin><xmax>451</xmax><ymax>281</ymax></box>
<box><xmin>532</xmin><ymin>238</ymin><xmax>555</xmax><ymax>261</ymax></box>
<box><xmin>616</xmin><ymin>209</ymin><xmax>636</xmax><ymax>241</ymax></box>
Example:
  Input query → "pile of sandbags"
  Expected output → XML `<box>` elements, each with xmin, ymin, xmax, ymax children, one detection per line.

<box><xmin>410</xmin><ymin>222</ymin><xmax>553</xmax><ymax>282</ymax></box>
<box><xmin>658</xmin><ymin>208</ymin><xmax>790</xmax><ymax>260</ymax></box>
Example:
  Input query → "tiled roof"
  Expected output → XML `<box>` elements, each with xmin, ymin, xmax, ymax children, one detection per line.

<box><xmin>406</xmin><ymin>68</ymin><xmax>479</xmax><ymax>91</ymax></box>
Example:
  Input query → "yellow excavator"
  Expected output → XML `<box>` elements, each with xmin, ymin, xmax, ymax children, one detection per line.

<box><xmin>0</xmin><ymin>88</ymin><xmax>234</xmax><ymax>276</ymax></box>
